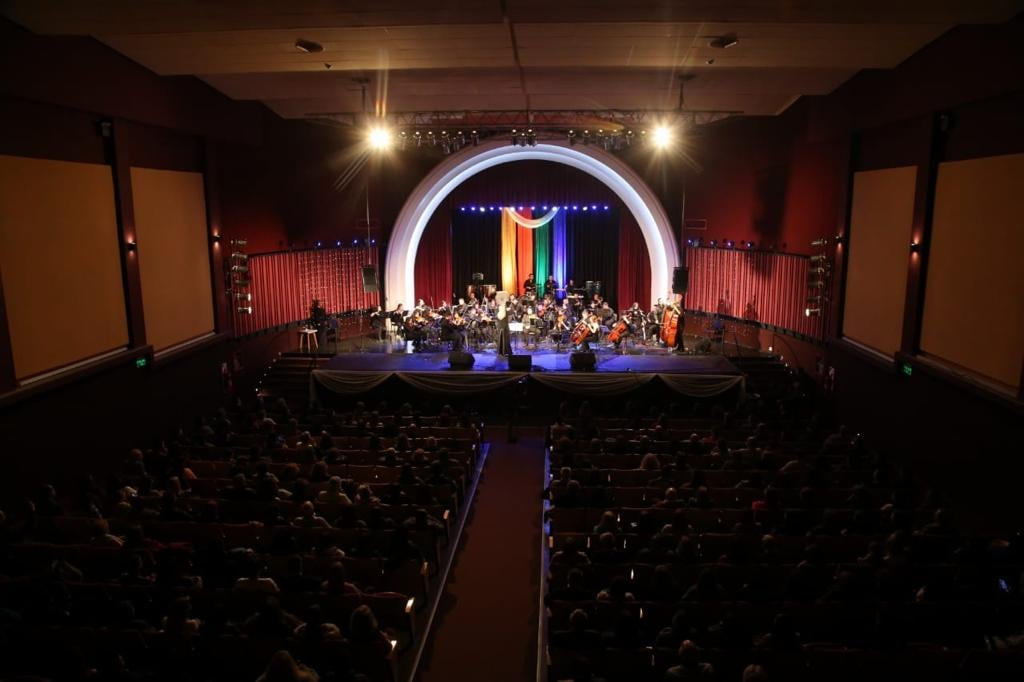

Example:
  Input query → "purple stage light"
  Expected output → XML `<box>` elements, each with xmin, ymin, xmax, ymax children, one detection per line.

<box><xmin>582</xmin><ymin>206</ymin><xmax>588</xmax><ymax>211</ymax></box>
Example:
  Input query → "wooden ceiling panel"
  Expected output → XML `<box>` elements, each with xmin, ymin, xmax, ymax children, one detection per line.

<box><xmin>3</xmin><ymin>0</ymin><xmax>1020</xmax><ymax>119</ymax></box>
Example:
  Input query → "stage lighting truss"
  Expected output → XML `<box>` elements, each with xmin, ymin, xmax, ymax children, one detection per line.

<box><xmin>805</xmin><ymin>235</ymin><xmax>834</xmax><ymax>321</ymax></box>
<box><xmin>313</xmin><ymin>108</ymin><xmax>741</xmax><ymax>156</ymax></box>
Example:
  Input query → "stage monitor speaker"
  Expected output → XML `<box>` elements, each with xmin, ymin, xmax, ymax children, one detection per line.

<box><xmin>448</xmin><ymin>350</ymin><xmax>475</xmax><ymax>369</ymax></box>
<box><xmin>570</xmin><ymin>351</ymin><xmax>596</xmax><ymax>371</ymax></box>
<box><xmin>508</xmin><ymin>354</ymin><xmax>532</xmax><ymax>371</ymax></box>
<box><xmin>672</xmin><ymin>266</ymin><xmax>689</xmax><ymax>294</ymax></box>
<box><xmin>361</xmin><ymin>265</ymin><xmax>379</xmax><ymax>293</ymax></box>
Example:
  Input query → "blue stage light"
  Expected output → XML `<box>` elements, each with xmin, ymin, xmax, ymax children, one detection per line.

<box><xmin>370</xmin><ymin>239</ymin><xmax>376</xmax><ymax>245</ymax></box>
<box><xmin>336</xmin><ymin>240</ymin><xmax>341</xmax><ymax>247</ymax></box>
<box><xmin>542</xmin><ymin>205</ymin><xmax>548</xmax><ymax>210</ymax></box>
<box><xmin>582</xmin><ymin>206</ymin><xmax>588</xmax><ymax>211</ymax></box>
<box><xmin>572</xmin><ymin>205</ymin><xmax>578</xmax><ymax>210</ymax></box>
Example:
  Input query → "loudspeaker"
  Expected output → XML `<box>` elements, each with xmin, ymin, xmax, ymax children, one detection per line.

<box><xmin>570</xmin><ymin>351</ymin><xmax>596</xmax><ymax>371</ymax></box>
<box><xmin>448</xmin><ymin>351</ymin><xmax>475</xmax><ymax>369</ymax></box>
<box><xmin>508</xmin><ymin>354</ymin><xmax>532</xmax><ymax>371</ymax></box>
<box><xmin>361</xmin><ymin>265</ymin><xmax>379</xmax><ymax>293</ymax></box>
<box><xmin>672</xmin><ymin>266</ymin><xmax>689</xmax><ymax>294</ymax></box>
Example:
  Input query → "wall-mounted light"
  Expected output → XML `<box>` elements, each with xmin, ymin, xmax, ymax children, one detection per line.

<box><xmin>230</xmin><ymin>252</ymin><xmax>248</xmax><ymax>260</ymax></box>
<box><xmin>805</xmin><ymin>307</ymin><xmax>821</xmax><ymax>317</ymax></box>
<box><xmin>236</xmin><ymin>306</ymin><xmax>253</xmax><ymax>314</ymax></box>
<box><xmin>126</xmin><ymin>240</ymin><xmax>137</xmax><ymax>251</ymax></box>
<box><xmin>211</xmin><ymin>234</ymin><xmax>221</xmax><ymax>243</ymax></box>
<box><xmin>810</xmin><ymin>238</ymin><xmax>828</xmax><ymax>248</ymax></box>
<box><xmin>231</xmin><ymin>238</ymin><xmax>247</xmax><ymax>247</ymax></box>
<box><xmin>910</xmin><ymin>241</ymin><xmax>921</xmax><ymax>252</ymax></box>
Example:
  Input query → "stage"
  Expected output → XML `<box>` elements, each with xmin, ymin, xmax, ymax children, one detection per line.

<box><xmin>323</xmin><ymin>346</ymin><xmax>740</xmax><ymax>375</ymax></box>
<box><xmin>306</xmin><ymin>341</ymin><xmax>746</xmax><ymax>402</ymax></box>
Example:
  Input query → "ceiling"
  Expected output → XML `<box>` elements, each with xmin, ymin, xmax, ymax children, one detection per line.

<box><xmin>3</xmin><ymin>0</ymin><xmax>1021</xmax><ymax>121</ymax></box>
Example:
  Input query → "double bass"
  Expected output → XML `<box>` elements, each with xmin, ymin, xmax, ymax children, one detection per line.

<box><xmin>660</xmin><ymin>302</ymin><xmax>681</xmax><ymax>347</ymax></box>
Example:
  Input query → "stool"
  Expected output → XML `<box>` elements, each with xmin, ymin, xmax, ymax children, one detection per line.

<box><xmin>298</xmin><ymin>328</ymin><xmax>319</xmax><ymax>353</ymax></box>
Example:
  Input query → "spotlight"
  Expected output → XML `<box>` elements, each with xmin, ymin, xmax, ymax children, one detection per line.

<box><xmin>126</xmin><ymin>240</ymin><xmax>137</xmax><ymax>251</ymax></box>
<box><xmin>910</xmin><ymin>241</ymin><xmax>920</xmax><ymax>252</ymax></box>
<box><xmin>352</xmin><ymin>239</ymin><xmax>358</xmax><ymax>245</ymax></box>
<box><xmin>367</xmin><ymin>126</ymin><xmax>392</xmax><ymax>150</ymax></box>
<box><xmin>810</xmin><ymin>238</ymin><xmax>828</xmax><ymax>248</ymax></box>
<box><xmin>805</xmin><ymin>307</ymin><xmax>821</xmax><ymax>317</ymax></box>
<box><xmin>230</xmin><ymin>252</ymin><xmax>248</xmax><ymax>260</ymax></box>
<box><xmin>336</xmin><ymin>240</ymin><xmax>341</xmax><ymax>247</ymax></box>
<box><xmin>652</xmin><ymin>124</ymin><xmax>673</xmax><ymax>149</ymax></box>
<box><xmin>709</xmin><ymin>35</ymin><xmax>739</xmax><ymax>49</ymax></box>
<box><xmin>471</xmin><ymin>130</ymin><xmax>479</xmax><ymax>146</ymax></box>
<box><xmin>210</xmin><ymin>234</ymin><xmax>221</xmax><ymax>242</ymax></box>
<box><xmin>745</xmin><ymin>241</ymin><xmax>755</xmax><ymax>249</ymax></box>
<box><xmin>315</xmin><ymin>241</ymin><xmax>322</xmax><ymax>248</ymax></box>
<box><xmin>294</xmin><ymin>38</ymin><xmax>324</xmax><ymax>54</ymax></box>
<box><xmin>709</xmin><ymin>239</ymin><xmax>717</xmax><ymax>248</ymax></box>
<box><xmin>809</xmin><ymin>254</ymin><xmax>827</xmax><ymax>264</ymax></box>
<box><xmin>568</xmin><ymin>130</ymin><xmax>576</xmax><ymax>146</ymax></box>
<box><xmin>237</xmin><ymin>306</ymin><xmax>253</xmax><ymax>314</ymax></box>
<box><xmin>234</xmin><ymin>292</ymin><xmax>252</xmax><ymax>301</ymax></box>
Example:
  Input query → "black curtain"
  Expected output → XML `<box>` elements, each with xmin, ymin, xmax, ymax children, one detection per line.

<box><xmin>451</xmin><ymin>209</ymin><xmax>501</xmax><ymax>300</ymax></box>
<box><xmin>565</xmin><ymin>208</ymin><xmax>619</xmax><ymax>308</ymax></box>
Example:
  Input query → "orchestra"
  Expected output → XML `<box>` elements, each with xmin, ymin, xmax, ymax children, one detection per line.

<box><xmin>307</xmin><ymin>273</ymin><xmax>691</xmax><ymax>356</ymax></box>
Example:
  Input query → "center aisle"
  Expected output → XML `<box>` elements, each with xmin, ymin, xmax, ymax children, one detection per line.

<box><xmin>418</xmin><ymin>427</ymin><xmax>546</xmax><ymax>682</ymax></box>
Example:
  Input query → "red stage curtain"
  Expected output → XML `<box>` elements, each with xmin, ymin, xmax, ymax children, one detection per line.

<box><xmin>414</xmin><ymin>209</ymin><xmax>453</xmax><ymax>305</ymax></box>
<box><xmin>683</xmin><ymin>248</ymin><xmax>823</xmax><ymax>337</ymax></box>
<box><xmin>233</xmin><ymin>247</ymin><xmax>379</xmax><ymax>336</ymax></box>
<box><xmin>515</xmin><ymin>208</ymin><xmax>533</xmax><ymax>295</ymax></box>
<box><xmin>617</xmin><ymin>212</ymin><xmax>652</xmax><ymax>308</ymax></box>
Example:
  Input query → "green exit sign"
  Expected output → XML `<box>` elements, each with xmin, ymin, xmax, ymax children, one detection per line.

<box><xmin>135</xmin><ymin>357</ymin><xmax>148</xmax><ymax>369</ymax></box>
<box><xmin>900</xmin><ymin>362</ymin><xmax>912</xmax><ymax>377</ymax></box>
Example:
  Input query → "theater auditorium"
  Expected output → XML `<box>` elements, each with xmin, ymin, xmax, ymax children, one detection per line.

<box><xmin>1</xmin><ymin>2</ymin><xmax>1023</xmax><ymax>681</ymax></box>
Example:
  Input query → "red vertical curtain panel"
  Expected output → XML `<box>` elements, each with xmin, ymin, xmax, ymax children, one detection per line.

<box><xmin>684</xmin><ymin>248</ymin><xmax>823</xmax><ymax>337</ymax></box>
<box><xmin>233</xmin><ymin>247</ymin><xmax>379</xmax><ymax>336</ymax></box>
<box><xmin>515</xmin><ymin>208</ymin><xmax>534</xmax><ymax>295</ymax></box>
<box><xmin>414</xmin><ymin>210</ymin><xmax>453</xmax><ymax>305</ymax></box>
<box><xmin>617</xmin><ymin>212</ymin><xmax>652</xmax><ymax>308</ymax></box>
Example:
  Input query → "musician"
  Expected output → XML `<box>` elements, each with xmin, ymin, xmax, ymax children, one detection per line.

<box><xmin>405</xmin><ymin>310</ymin><xmax>427</xmax><ymax>352</ymax></box>
<box><xmin>370</xmin><ymin>305</ymin><xmax>385</xmax><ymax>341</ymax></box>
<box><xmin>544</xmin><ymin>274</ymin><xmax>558</xmax><ymax>293</ymax></box>
<box><xmin>576</xmin><ymin>311</ymin><xmax>600</xmax><ymax>352</ymax></box>
<box><xmin>441</xmin><ymin>310</ymin><xmax>466</xmax><ymax>351</ymax></box>
<box><xmin>523</xmin><ymin>273</ymin><xmax>536</xmax><ymax>295</ymax></box>
<box><xmin>495</xmin><ymin>299</ymin><xmax>512</xmax><ymax>356</ymax></box>
<box><xmin>665</xmin><ymin>298</ymin><xmax>685</xmax><ymax>352</ymax></box>
<box><xmin>390</xmin><ymin>303</ymin><xmax>408</xmax><ymax>341</ymax></box>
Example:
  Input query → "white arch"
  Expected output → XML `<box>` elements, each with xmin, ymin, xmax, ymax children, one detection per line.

<box><xmin>385</xmin><ymin>140</ymin><xmax>679</xmax><ymax>309</ymax></box>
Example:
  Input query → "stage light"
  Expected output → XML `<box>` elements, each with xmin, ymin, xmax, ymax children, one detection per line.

<box><xmin>230</xmin><ymin>252</ymin><xmax>248</xmax><ymax>260</ymax></box>
<box><xmin>709</xmin><ymin>240</ymin><xmax>717</xmax><ymax>248</ymax></box>
<box><xmin>745</xmin><ymin>241</ymin><xmax>755</xmax><ymax>249</ymax></box>
<box><xmin>315</xmin><ymin>241</ymin><xmax>322</xmax><ymax>248</ymax></box>
<box><xmin>370</xmin><ymin>239</ymin><xmax>376</xmax><ymax>245</ymax></box>
<box><xmin>460</xmin><ymin>207</ymin><xmax>465</xmax><ymax>212</ymax></box>
<box><xmin>604</xmin><ymin>205</ymin><xmax>609</xmax><ymax>210</ymax></box>
<box><xmin>809</xmin><ymin>254</ymin><xmax>827</xmax><ymax>263</ymax></box>
<box><xmin>542</xmin><ymin>205</ymin><xmax>548</xmax><ymax>210</ymax></box>
<box><xmin>652</xmin><ymin>125</ymin><xmax>673</xmax><ymax>149</ymax></box>
<box><xmin>335</xmin><ymin>240</ymin><xmax>341</xmax><ymax>247</ymax></box>
<box><xmin>352</xmin><ymin>239</ymin><xmax>358</xmax><ymax>245</ymax></box>
<box><xmin>805</xmin><ymin>307</ymin><xmax>821</xmax><ymax>317</ymax></box>
<box><xmin>582</xmin><ymin>206</ymin><xmax>588</xmax><ymax>211</ymax></box>
<box><xmin>572</xmin><ymin>205</ymin><xmax>578</xmax><ymax>210</ymax></box>
<box><xmin>478</xmin><ymin>207</ymin><xmax>485</xmax><ymax>212</ymax></box>
<box><xmin>910</xmin><ymin>241</ymin><xmax>920</xmax><ymax>252</ymax></box>
<box><xmin>367</xmin><ymin>125</ymin><xmax>393</xmax><ymax>150</ymax></box>
<box><xmin>811</xmin><ymin>238</ymin><xmax>828</xmax><ymax>248</ymax></box>
<box><xmin>237</xmin><ymin>306</ymin><xmax>253</xmax><ymax>314</ymax></box>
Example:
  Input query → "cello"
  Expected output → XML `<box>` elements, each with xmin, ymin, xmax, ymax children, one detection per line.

<box><xmin>570</xmin><ymin>319</ymin><xmax>591</xmax><ymax>345</ymax></box>
<box><xmin>660</xmin><ymin>302</ymin><xmax>681</xmax><ymax>347</ymax></box>
<box><xmin>607</xmin><ymin>319</ymin><xmax>629</xmax><ymax>344</ymax></box>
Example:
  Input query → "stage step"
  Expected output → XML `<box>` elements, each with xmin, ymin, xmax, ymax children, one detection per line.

<box><xmin>255</xmin><ymin>354</ymin><xmax>331</xmax><ymax>405</ymax></box>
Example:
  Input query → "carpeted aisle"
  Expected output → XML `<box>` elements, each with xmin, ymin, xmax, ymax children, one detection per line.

<box><xmin>418</xmin><ymin>427</ymin><xmax>546</xmax><ymax>682</ymax></box>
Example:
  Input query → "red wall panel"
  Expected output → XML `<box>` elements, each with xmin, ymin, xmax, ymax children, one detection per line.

<box><xmin>232</xmin><ymin>247</ymin><xmax>380</xmax><ymax>336</ymax></box>
<box><xmin>684</xmin><ymin>247</ymin><xmax>823</xmax><ymax>338</ymax></box>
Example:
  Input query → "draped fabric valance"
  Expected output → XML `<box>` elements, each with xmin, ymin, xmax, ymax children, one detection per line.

<box><xmin>504</xmin><ymin>206</ymin><xmax>559</xmax><ymax>229</ymax></box>
<box><xmin>311</xmin><ymin>369</ymin><xmax>744</xmax><ymax>401</ymax></box>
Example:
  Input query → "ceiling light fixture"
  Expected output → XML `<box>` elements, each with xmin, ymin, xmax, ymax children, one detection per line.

<box><xmin>294</xmin><ymin>38</ymin><xmax>324</xmax><ymax>54</ymax></box>
<box><xmin>709</xmin><ymin>35</ymin><xmax>739</xmax><ymax>49</ymax></box>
